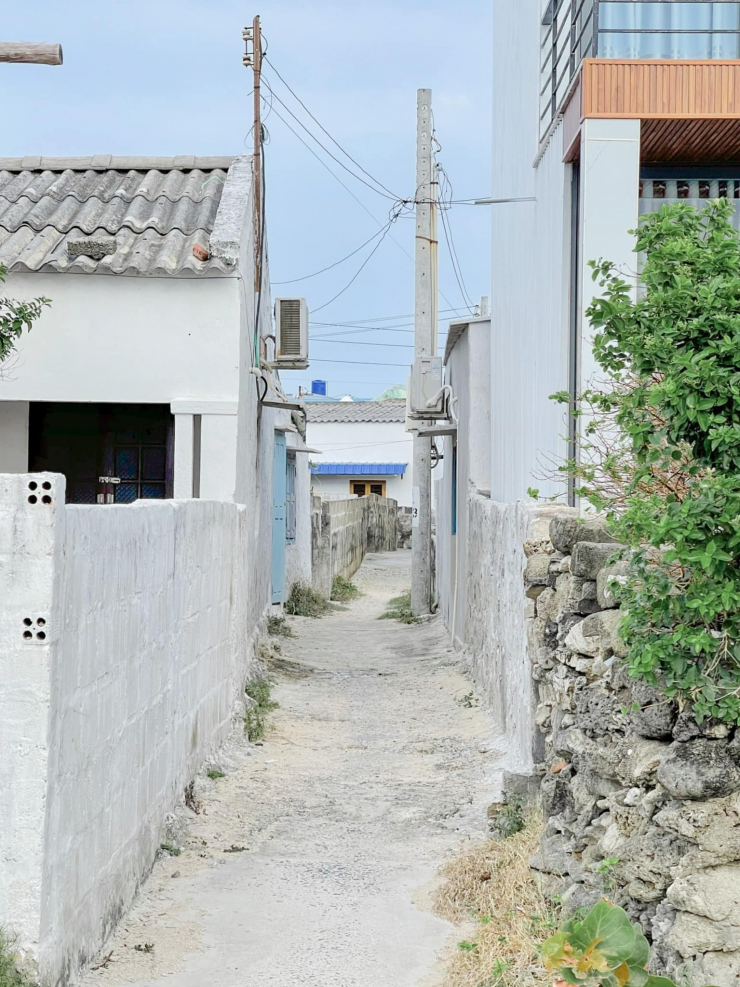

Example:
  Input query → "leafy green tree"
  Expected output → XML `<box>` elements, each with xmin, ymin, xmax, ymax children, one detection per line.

<box><xmin>0</xmin><ymin>264</ymin><xmax>50</xmax><ymax>365</ymax></box>
<box><xmin>560</xmin><ymin>199</ymin><xmax>740</xmax><ymax>725</ymax></box>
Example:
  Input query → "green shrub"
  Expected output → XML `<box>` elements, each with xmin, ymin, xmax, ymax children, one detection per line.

<box><xmin>244</xmin><ymin>678</ymin><xmax>278</xmax><ymax>741</ymax></box>
<box><xmin>331</xmin><ymin>575</ymin><xmax>361</xmax><ymax>602</ymax></box>
<box><xmin>267</xmin><ymin>614</ymin><xmax>295</xmax><ymax>637</ymax></box>
<box><xmin>556</xmin><ymin>199</ymin><xmax>740</xmax><ymax>726</ymax></box>
<box><xmin>542</xmin><ymin>900</ymin><xmax>683</xmax><ymax>987</ymax></box>
<box><xmin>0</xmin><ymin>929</ymin><xmax>33</xmax><ymax>987</ymax></box>
<box><xmin>379</xmin><ymin>590</ymin><xmax>420</xmax><ymax>624</ymax></box>
<box><xmin>285</xmin><ymin>584</ymin><xmax>331</xmax><ymax>618</ymax></box>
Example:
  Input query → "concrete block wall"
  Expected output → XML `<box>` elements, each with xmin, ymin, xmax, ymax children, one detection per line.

<box><xmin>449</xmin><ymin>490</ymin><xmax>574</xmax><ymax>774</ymax></box>
<box><xmin>0</xmin><ymin>474</ymin><xmax>258</xmax><ymax>986</ymax></box>
<box><xmin>311</xmin><ymin>494</ymin><xmax>397</xmax><ymax>597</ymax></box>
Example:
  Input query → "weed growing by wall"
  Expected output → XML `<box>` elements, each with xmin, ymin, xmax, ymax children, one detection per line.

<box><xmin>379</xmin><ymin>591</ymin><xmax>420</xmax><ymax>624</ymax></box>
<box><xmin>285</xmin><ymin>584</ymin><xmax>331</xmax><ymax>618</ymax></box>
<box><xmin>330</xmin><ymin>575</ymin><xmax>361</xmax><ymax>602</ymax></box>
<box><xmin>244</xmin><ymin>678</ymin><xmax>278</xmax><ymax>741</ymax></box>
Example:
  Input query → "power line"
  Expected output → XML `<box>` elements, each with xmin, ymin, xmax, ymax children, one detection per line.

<box><xmin>271</xmin><ymin>224</ymin><xmax>392</xmax><ymax>285</ymax></box>
<box><xmin>263</xmin><ymin>83</ymin><xmax>465</xmax><ymax>319</ymax></box>
<box><xmin>310</xmin><ymin>306</ymin><xmax>462</xmax><ymax>326</ymax></box>
<box><xmin>262</xmin><ymin>76</ymin><xmax>398</xmax><ymax>202</ymax></box>
<box><xmin>437</xmin><ymin>161</ymin><xmax>476</xmax><ymax>313</ymax></box>
<box><xmin>311</xmin><ymin>337</ymin><xmax>412</xmax><ymax>349</ymax></box>
<box><xmin>311</xmin><ymin>215</ymin><xmax>399</xmax><ymax>314</ymax></box>
<box><xmin>264</xmin><ymin>55</ymin><xmax>402</xmax><ymax>201</ymax></box>
<box><xmin>308</xmin><ymin>357</ymin><xmax>409</xmax><ymax>367</ymax></box>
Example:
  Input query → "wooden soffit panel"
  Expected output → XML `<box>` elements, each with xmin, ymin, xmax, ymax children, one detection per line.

<box><xmin>641</xmin><ymin>117</ymin><xmax>740</xmax><ymax>165</ymax></box>
<box><xmin>582</xmin><ymin>59</ymin><xmax>740</xmax><ymax>119</ymax></box>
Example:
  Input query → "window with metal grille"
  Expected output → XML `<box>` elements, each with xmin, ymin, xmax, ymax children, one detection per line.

<box><xmin>286</xmin><ymin>451</ymin><xmax>297</xmax><ymax>544</ymax></box>
<box><xmin>279</xmin><ymin>300</ymin><xmax>302</xmax><ymax>356</ymax></box>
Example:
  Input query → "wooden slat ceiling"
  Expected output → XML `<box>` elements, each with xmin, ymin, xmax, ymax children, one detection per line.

<box><xmin>641</xmin><ymin>117</ymin><xmax>740</xmax><ymax>164</ymax></box>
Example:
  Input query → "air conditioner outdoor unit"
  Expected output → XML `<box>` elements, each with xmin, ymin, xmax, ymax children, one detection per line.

<box><xmin>274</xmin><ymin>297</ymin><xmax>309</xmax><ymax>369</ymax></box>
<box><xmin>408</xmin><ymin>356</ymin><xmax>446</xmax><ymax>419</ymax></box>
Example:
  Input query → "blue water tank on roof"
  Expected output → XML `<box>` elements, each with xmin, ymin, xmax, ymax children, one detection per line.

<box><xmin>311</xmin><ymin>380</ymin><xmax>327</xmax><ymax>396</ymax></box>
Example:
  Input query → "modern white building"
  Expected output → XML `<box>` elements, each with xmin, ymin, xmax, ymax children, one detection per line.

<box><xmin>434</xmin><ymin>0</ymin><xmax>740</xmax><ymax>763</ymax></box>
<box><xmin>0</xmin><ymin>153</ymin><xmax>311</xmax><ymax>602</ymax></box>
<box><xmin>305</xmin><ymin>399</ymin><xmax>412</xmax><ymax>507</ymax></box>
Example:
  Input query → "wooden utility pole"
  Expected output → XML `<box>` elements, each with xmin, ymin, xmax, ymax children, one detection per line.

<box><xmin>0</xmin><ymin>42</ymin><xmax>63</xmax><ymax>65</ymax></box>
<box><xmin>411</xmin><ymin>88</ymin><xmax>437</xmax><ymax>616</ymax></box>
<box><xmin>243</xmin><ymin>16</ymin><xmax>263</xmax><ymax>292</ymax></box>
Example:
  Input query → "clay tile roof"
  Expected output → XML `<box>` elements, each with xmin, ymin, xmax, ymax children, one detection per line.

<box><xmin>304</xmin><ymin>400</ymin><xmax>407</xmax><ymax>423</ymax></box>
<box><xmin>0</xmin><ymin>154</ymin><xmax>251</xmax><ymax>277</ymax></box>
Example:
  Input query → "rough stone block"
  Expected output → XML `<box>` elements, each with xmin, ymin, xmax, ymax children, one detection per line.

<box><xmin>630</xmin><ymin>679</ymin><xmax>678</xmax><ymax>741</ymax></box>
<box><xmin>596</xmin><ymin>560</ymin><xmax>630</xmax><ymax>609</ymax></box>
<box><xmin>667</xmin><ymin>864</ymin><xmax>740</xmax><ymax>923</ymax></box>
<box><xmin>550</xmin><ymin>515</ymin><xmax>619</xmax><ymax>554</ymax></box>
<box><xmin>700</xmin><ymin>950</ymin><xmax>740</xmax><ymax>987</ymax></box>
<box><xmin>565</xmin><ymin>609</ymin><xmax>627</xmax><ymax>659</ymax></box>
<box><xmin>525</xmin><ymin>553</ymin><xmax>553</xmax><ymax>598</ymax></box>
<box><xmin>667</xmin><ymin>910</ymin><xmax>740</xmax><ymax>956</ymax></box>
<box><xmin>571</xmin><ymin>541</ymin><xmax>623</xmax><ymax>579</ymax></box>
<box><xmin>658</xmin><ymin>739</ymin><xmax>740</xmax><ymax>801</ymax></box>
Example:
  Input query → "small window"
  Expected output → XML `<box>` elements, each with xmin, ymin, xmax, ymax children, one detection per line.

<box><xmin>286</xmin><ymin>452</ymin><xmax>297</xmax><ymax>544</ymax></box>
<box><xmin>352</xmin><ymin>482</ymin><xmax>367</xmax><ymax>497</ymax></box>
<box><xmin>370</xmin><ymin>482</ymin><xmax>385</xmax><ymax>497</ymax></box>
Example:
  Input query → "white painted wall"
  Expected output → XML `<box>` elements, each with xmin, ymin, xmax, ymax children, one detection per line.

<box><xmin>463</xmin><ymin>496</ymin><xmax>571</xmax><ymax>773</ymax></box>
<box><xmin>0</xmin><ymin>401</ymin><xmax>29</xmax><ymax>471</ymax></box>
<box><xmin>490</xmin><ymin>0</ymin><xmax>572</xmax><ymax>502</ymax></box>
<box><xmin>579</xmin><ymin>118</ymin><xmax>641</xmax><ymax>391</ymax></box>
<box><xmin>307</xmin><ymin>420</ymin><xmax>412</xmax><ymax>506</ymax></box>
<box><xmin>436</xmin><ymin>320</ymin><xmax>491</xmax><ymax>647</ymax></box>
<box><xmin>284</xmin><ymin>433</ymin><xmax>312</xmax><ymax>596</ymax></box>
<box><xmin>0</xmin><ymin>473</ymin><xmax>256</xmax><ymax>986</ymax></box>
<box><xmin>0</xmin><ymin>273</ymin><xmax>240</xmax><ymax>405</ymax></box>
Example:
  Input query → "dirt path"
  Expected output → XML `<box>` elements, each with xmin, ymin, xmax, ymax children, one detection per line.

<box><xmin>82</xmin><ymin>552</ymin><xmax>501</xmax><ymax>987</ymax></box>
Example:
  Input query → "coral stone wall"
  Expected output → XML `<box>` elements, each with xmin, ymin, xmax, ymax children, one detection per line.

<box><xmin>526</xmin><ymin>513</ymin><xmax>740</xmax><ymax>987</ymax></box>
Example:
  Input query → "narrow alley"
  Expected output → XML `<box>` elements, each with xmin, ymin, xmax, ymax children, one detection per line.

<box><xmin>81</xmin><ymin>553</ymin><xmax>500</xmax><ymax>987</ymax></box>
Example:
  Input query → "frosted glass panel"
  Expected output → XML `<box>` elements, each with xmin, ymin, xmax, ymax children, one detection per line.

<box><xmin>599</xmin><ymin>2</ymin><xmax>740</xmax><ymax>59</ymax></box>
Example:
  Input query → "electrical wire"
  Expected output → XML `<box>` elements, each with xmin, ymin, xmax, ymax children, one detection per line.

<box><xmin>270</xmin><ymin>224</ymin><xmax>392</xmax><ymax>286</ymax></box>
<box><xmin>264</xmin><ymin>55</ymin><xmax>403</xmax><ymax>201</ymax></box>
<box><xmin>311</xmin><ymin>214</ymin><xmax>400</xmax><ymax>314</ymax></box>
<box><xmin>262</xmin><ymin>94</ymin><xmax>465</xmax><ymax>319</ymax></box>
<box><xmin>310</xmin><ymin>306</ymin><xmax>462</xmax><ymax>326</ymax></box>
<box><xmin>262</xmin><ymin>76</ymin><xmax>398</xmax><ymax>202</ymax></box>
<box><xmin>311</xmin><ymin>337</ymin><xmax>412</xmax><ymax>349</ymax></box>
<box><xmin>308</xmin><ymin>357</ymin><xmax>409</xmax><ymax>367</ymax></box>
<box><xmin>436</xmin><ymin>160</ymin><xmax>476</xmax><ymax>313</ymax></box>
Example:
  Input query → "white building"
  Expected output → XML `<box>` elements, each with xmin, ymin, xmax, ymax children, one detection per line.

<box><xmin>435</xmin><ymin>0</ymin><xmax>740</xmax><ymax>768</ymax></box>
<box><xmin>0</xmin><ymin>153</ymin><xmax>311</xmax><ymax>602</ymax></box>
<box><xmin>305</xmin><ymin>399</ymin><xmax>412</xmax><ymax>507</ymax></box>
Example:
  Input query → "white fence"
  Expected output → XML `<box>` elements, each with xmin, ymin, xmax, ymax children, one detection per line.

<box><xmin>0</xmin><ymin>474</ymin><xmax>257</xmax><ymax>985</ymax></box>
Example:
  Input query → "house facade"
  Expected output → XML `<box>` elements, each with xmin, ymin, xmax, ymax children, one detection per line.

<box><xmin>435</xmin><ymin>0</ymin><xmax>740</xmax><ymax>765</ymax></box>
<box><xmin>488</xmin><ymin>0</ymin><xmax>740</xmax><ymax>504</ymax></box>
<box><xmin>305</xmin><ymin>399</ymin><xmax>412</xmax><ymax>507</ymax></box>
<box><xmin>0</xmin><ymin>154</ymin><xmax>311</xmax><ymax>603</ymax></box>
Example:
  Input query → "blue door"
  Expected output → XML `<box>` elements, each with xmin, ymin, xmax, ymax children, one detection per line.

<box><xmin>271</xmin><ymin>431</ymin><xmax>287</xmax><ymax>604</ymax></box>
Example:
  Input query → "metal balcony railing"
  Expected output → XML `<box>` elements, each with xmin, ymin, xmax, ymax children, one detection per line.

<box><xmin>540</xmin><ymin>0</ymin><xmax>740</xmax><ymax>143</ymax></box>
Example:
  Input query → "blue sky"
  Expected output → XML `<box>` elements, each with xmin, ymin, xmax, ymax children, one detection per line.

<box><xmin>2</xmin><ymin>0</ymin><xmax>492</xmax><ymax>399</ymax></box>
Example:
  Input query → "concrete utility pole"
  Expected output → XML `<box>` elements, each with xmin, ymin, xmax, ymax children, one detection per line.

<box><xmin>0</xmin><ymin>42</ymin><xmax>63</xmax><ymax>65</ymax></box>
<box><xmin>411</xmin><ymin>88</ymin><xmax>438</xmax><ymax>616</ymax></box>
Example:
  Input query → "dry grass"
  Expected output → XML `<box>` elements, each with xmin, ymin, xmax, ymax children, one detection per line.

<box><xmin>433</xmin><ymin>818</ymin><xmax>558</xmax><ymax>987</ymax></box>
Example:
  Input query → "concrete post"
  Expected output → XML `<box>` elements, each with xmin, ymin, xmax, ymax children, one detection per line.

<box><xmin>0</xmin><ymin>473</ymin><xmax>65</xmax><ymax>969</ymax></box>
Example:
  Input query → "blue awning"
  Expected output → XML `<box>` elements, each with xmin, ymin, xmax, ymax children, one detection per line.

<box><xmin>311</xmin><ymin>463</ymin><xmax>407</xmax><ymax>476</ymax></box>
